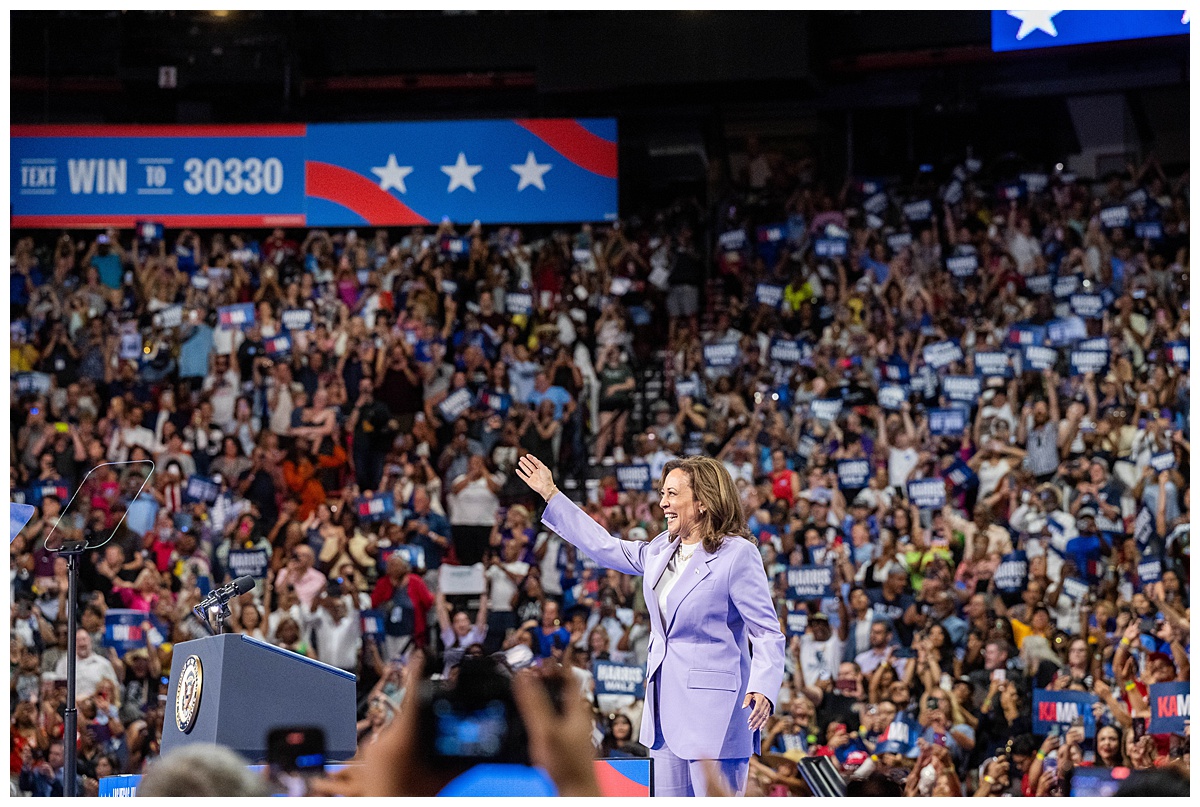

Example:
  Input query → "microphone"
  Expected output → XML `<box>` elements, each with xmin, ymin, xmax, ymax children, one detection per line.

<box><xmin>193</xmin><ymin>575</ymin><xmax>256</xmax><ymax>621</ymax></box>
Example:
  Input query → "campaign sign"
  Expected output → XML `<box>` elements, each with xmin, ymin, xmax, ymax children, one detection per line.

<box><xmin>1069</xmin><ymin>350</ymin><xmax>1108</xmax><ymax>377</ymax></box>
<box><xmin>184</xmin><ymin>475</ymin><xmax>220</xmax><ymax>504</ymax></box>
<box><xmin>863</xmin><ymin>192</ymin><xmax>889</xmax><ymax>215</ymax></box>
<box><xmin>1149</xmin><ymin>451</ymin><xmax>1176</xmax><ymax>473</ymax></box>
<box><xmin>1166</xmin><ymin>341</ymin><xmax>1189</xmax><ymax>369</ymax></box>
<box><xmin>814</xmin><ymin>238</ymin><xmax>848</xmax><ymax>258</ymax></box>
<box><xmin>615</xmin><ymin>464</ymin><xmax>653</xmax><ymax>492</ymax></box>
<box><xmin>1047</xmin><ymin>317</ymin><xmax>1088</xmax><ymax>346</ymax></box>
<box><xmin>438</xmin><ymin>387</ymin><xmax>474</xmax><ymax>422</ymax></box>
<box><xmin>786</xmin><ymin>565</ymin><xmax>836</xmax><ymax>600</ymax></box>
<box><xmin>361</xmin><ymin>610</ymin><xmax>385</xmax><ymax>638</ymax></box>
<box><xmin>907</xmin><ymin>478</ymin><xmax>946</xmax><ymax>510</ymax></box>
<box><xmin>281</xmin><ymin>308</ymin><xmax>313</xmax><ymax>331</ymax></box>
<box><xmin>385</xmin><ymin>544</ymin><xmax>427</xmax><ymax>572</ymax></box>
<box><xmin>439</xmin><ymin>563</ymin><xmax>486</xmax><ymax>596</ymax></box>
<box><xmin>974</xmin><ymin>351</ymin><xmax>1012</xmax><ymax>379</ymax></box>
<box><xmin>887</xmin><ymin>231</ymin><xmax>913</xmax><ymax>253</ymax></box>
<box><xmin>1099</xmin><ymin>205</ymin><xmax>1131</xmax><ymax>229</ymax></box>
<box><xmin>1149</xmin><ymin>682</ymin><xmax>1190</xmax><ymax>734</ymax></box>
<box><xmin>14</xmin><ymin>372</ymin><xmax>53</xmax><ymax>394</ymax></box>
<box><xmin>504</xmin><ymin>292</ymin><xmax>533</xmax><ymax>316</ymax></box>
<box><xmin>810</xmin><ymin>398</ymin><xmax>843</xmax><ymax>423</ymax></box>
<box><xmin>264</xmin><ymin>334</ymin><xmax>292</xmax><ymax>359</ymax></box>
<box><xmin>768</xmin><ymin>338</ymin><xmax>803</xmax><ymax>365</ymax></box>
<box><xmin>923</xmin><ymin>340</ymin><xmax>964</xmax><ymax>370</ymax></box>
<box><xmin>118</xmin><ymin>331</ymin><xmax>143</xmax><ymax>360</ymax></box>
<box><xmin>903</xmin><ymin>199</ymin><xmax>933</xmax><ymax>221</ymax></box>
<box><xmin>1025</xmin><ymin>274</ymin><xmax>1053</xmax><ymax>296</ymax></box>
<box><xmin>1020</xmin><ymin>173</ymin><xmax>1049</xmax><ymax>193</ymax></box>
<box><xmin>785</xmin><ymin>607</ymin><xmax>809</xmax><ymax>639</ymax></box>
<box><xmin>98</xmin><ymin>775</ymin><xmax>142</xmax><ymax>797</ymax></box>
<box><xmin>1070</xmin><ymin>294</ymin><xmax>1105</xmax><ymax>320</ymax></box>
<box><xmin>1134</xmin><ymin>508</ymin><xmax>1155</xmax><ymax>549</ymax></box>
<box><xmin>755</xmin><ymin>283</ymin><xmax>784</xmax><ymax>308</ymax></box>
<box><xmin>944</xmin><ymin>458</ymin><xmax>978</xmax><ymax>491</ymax></box>
<box><xmin>837</xmin><ymin>459</ymin><xmax>871</xmax><ymax>490</ymax></box>
<box><xmin>1077</xmin><ymin>337</ymin><xmax>1108</xmax><ymax>353</ymax></box>
<box><xmin>218</xmin><ymin>303</ymin><xmax>256</xmax><ymax>330</ymax></box>
<box><xmin>994</xmin><ymin>551</ymin><xmax>1028</xmax><ymax>594</ymax></box>
<box><xmin>1033</xmin><ymin>690</ymin><xmax>1097</xmax><ymax>738</ymax></box>
<box><xmin>883</xmin><ymin>360</ymin><xmax>910</xmax><ymax>383</ymax></box>
<box><xmin>1052</xmin><ymin>274</ymin><xmax>1081</xmax><ymax>300</ymax></box>
<box><xmin>1008</xmin><ymin>324</ymin><xmax>1047</xmax><ymax>347</ymax></box>
<box><xmin>758</xmin><ymin>223</ymin><xmax>786</xmax><ymax>244</ymax></box>
<box><xmin>946</xmin><ymin>254</ymin><xmax>978</xmax><ymax>278</ymax></box>
<box><xmin>674</xmin><ymin>378</ymin><xmax>699</xmax><ymax>399</ymax></box>
<box><xmin>877</xmin><ymin>384</ymin><xmax>908</xmax><ymax>411</ymax></box>
<box><xmin>718</xmin><ymin>229</ymin><xmax>747</xmax><ymax>252</ymax></box>
<box><xmin>942</xmin><ymin>375</ymin><xmax>982</xmax><ymax>403</ymax></box>
<box><xmin>356</xmin><ymin>492</ymin><xmax>396</xmax><ymax>522</ymax></box>
<box><xmin>227</xmin><ymin>548</ymin><xmax>270</xmax><ymax>580</ymax></box>
<box><xmin>703</xmin><ymin>342</ymin><xmax>738</xmax><ymax>368</ymax></box>
<box><xmin>104</xmin><ymin>610</ymin><xmax>169</xmax><ymax>655</ymax></box>
<box><xmin>593</xmin><ymin>661</ymin><xmax>645</xmax><ymax>699</ymax></box>
<box><xmin>1061</xmin><ymin>577</ymin><xmax>1091</xmax><ymax>604</ymax></box>
<box><xmin>1023</xmin><ymin>345</ymin><xmax>1058</xmax><ymax>372</ymax></box>
<box><xmin>928</xmin><ymin>408</ymin><xmax>966</xmax><ymax>436</ymax></box>
<box><xmin>1137</xmin><ymin>555</ymin><xmax>1163</xmax><ymax>584</ymax></box>
<box><xmin>1135</xmin><ymin>221</ymin><xmax>1163</xmax><ymax>240</ymax></box>
<box><xmin>155</xmin><ymin>304</ymin><xmax>183</xmax><ymax>329</ymax></box>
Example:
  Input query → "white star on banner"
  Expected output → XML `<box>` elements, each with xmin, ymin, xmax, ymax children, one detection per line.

<box><xmin>370</xmin><ymin>154</ymin><xmax>414</xmax><ymax>194</ymax></box>
<box><xmin>441</xmin><ymin>152</ymin><xmax>482</xmax><ymax>193</ymax></box>
<box><xmin>1007</xmin><ymin>10</ymin><xmax>1062</xmax><ymax>40</ymax></box>
<box><xmin>510</xmin><ymin>151</ymin><xmax>552</xmax><ymax>192</ymax></box>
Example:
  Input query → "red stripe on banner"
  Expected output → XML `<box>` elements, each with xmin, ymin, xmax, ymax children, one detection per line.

<box><xmin>11</xmin><ymin>124</ymin><xmax>307</xmax><ymax>138</ymax></box>
<box><xmin>593</xmin><ymin>762</ymin><xmax>650</xmax><ymax>797</ymax></box>
<box><xmin>11</xmin><ymin>215</ymin><xmax>306</xmax><ymax>228</ymax></box>
<box><xmin>513</xmin><ymin>119</ymin><xmax>618</xmax><ymax>179</ymax></box>
<box><xmin>305</xmin><ymin>161</ymin><xmax>431</xmax><ymax>226</ymax></box>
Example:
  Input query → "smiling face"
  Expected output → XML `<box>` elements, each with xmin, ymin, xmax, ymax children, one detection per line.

<box><xmin>659</xmin><ymin>467</ymin><xmax>703</xmax><ymax>540</ymax></box>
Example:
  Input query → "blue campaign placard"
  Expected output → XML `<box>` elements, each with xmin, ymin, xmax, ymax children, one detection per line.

<box><xmin>1166</xmin><ymin>341</ymin><xmax>1189</xmax><ymax>370</ymax></box>
<box><xmin>184</xmin><ymin>475</ymin><xmax>220</xmax><ymax>504</ymax></box>
<box><xmin>994</xmin><ymin>551</ymin><xmax>1028</xmax><ymax>593</ymax></box>
<box><xmin>227</xmin><ymin>548</ymin><xmax>270</xmax><ymax>581</ymax></box>
<box><xmin>218</xmin><ymin>303</ymin><xmax>256</xmax><ymax>330</ymax></box>
<box><xmin>944</xmin><ymin>458</ymin><xmax>977</xmax><ymax>491</ymax></box>
<box><xmin>785</xmin><ymin>607</ymin><xmax>809</xmax><ymax>639</ymax></box>
<box><xmin>615</xmin><ymin>464</ymin><xmax>653</xmax><ymax>492</ymax></box>
<box><xmin>903</xmin><ymin>199</ymin><xmax>932</xmax><ymax>221</ymax></box>
<box><xmin>703</xmin><ymin>342</ymin><xmax>738</xmax><ymax>368</ymax></box>
<box><xmin>1053</xmin><ymin>274</ymin><xmax>1082</xmax><ymax>299</ymax></box>
<box><xmin>361</xmin><ymin>609</ymin><xmax>386</xmax><ymax>638</ymax></box>
<box><xmin>1069</xmin><ymin>350</ymin><xmax>1109</xmax><ymax>376</ymax></box>
<box><xmin>923</xmin><ymin>340</ymin><xmax>964</xmax><ymax>370</ymax></box>
<box><xmin>718</xmin><ymin>229</ymin><xmax>747</xmax><ymax>252</ymax></box>
<box><xmin>438</xmin><ymin>387</ymin><xmax>475</xmax><ymax>423</ymax></box>
<box><xmin>1135</xmin><ymin>221</ymin><xmax>1164</xmax><ymax>240</ymax></box>
<box><xmin>877</xmin><ymin>384</ymin><xmax>908</xmax><ymax>411</ymax></box>
<box><xmin>1023</xmin><ymin>345</ymin><xmax>1058</xmax><ymax>371</ymax></box>
<box><xmin>381</xmin><ymin>544</ymin><xmax>427</xmax><ymax>572</ymax></box>
<box><xmin>837</xmin><ymin>459</ymin><xmax>871</xmax><ymax>490</ymax></box>
<box><xmin>755</xmin><ymin>283</ymin><xmax>784</xmax><ymax>308</ymax></box>
<box><xmin>973</xmin><ymin>351</ymin><xmax>1012</xmax><ymax>379</ymax></box>
<box><xmin>479</xmin><ymin>389</ymin><xmax>512</xmax><ymax>415</ymax></box>
<box><xmin>504</xmin><ymin>292</ymin><xmax>534</xmax><ymax>316</ymax></box>
<box><xmin>593</xmin><ymin>661</ymin><xmax>646</xmax><ymax>698</ymax></box>
<box><xmin>813</xmin><ymin>238</ymin><xmax>847</xmax><ymax>258</ymax></box>
<box><xmin>1025</xmin><ymin>274</ymin><xmax>1053</xmax><ymax>295</ymax></box>
<box><xmin>356</xmin><ymin>492</ymin><xmax>396</xmax><ymax>522</ymax></box>
<box><xmin>264</xmin><ymin>334</ymin><xmax>292</xmax><ymax>358</ymax></box>
<box><xmin>946</xmin><ymin>254</ymin><xmax>978</xmax><ymax>278</ymax></box>
<box><xmin>104</xmin><ymin>610</ymin><xmax>169</xmax><ymax>656</ymax></box>
<box><xmin>928</xmin><ymin>408</ymin><xmax>966</xmax><ymax>436</ymax></box>
<box><xmin>907</xmin><ymin>478</ymin><xmax>946</xmax><ymax>510</ymax></box>
<box><xmin>810</xmin><ymin>398</ymin><xmax>843</xmax><ymax>423</ymax></box>
<box><xmin>281</xmin><ymin>308</ymin><xmax>313</xmax><ymax>332</ymax></box>
<box><xmin>1077</xmin><ymin>336</ymin><xmax>1108</xmax><ymax>353</ymax></box>
<box><xmin>883</xmin><ymin>359</ymin><xmax>910</xmax><ymax>383</ymax></box>
<box><xmin>1137</xmin><ymin>555</ymin><xmax>1163</xmax><ymax>584</ymax></box>
<box><xmin>786</xmin><ymin>565</ymin><xmax>836</xmax><ymax>600</ymax></box>
<box><xmin>1070</xmin><ymin>294</ymin><xmax>1106</xmax><ymax>319</ymax></box>
<box><xmin>1149</xmin><ymin>451</ymin><xmax>1176</xmax><ymax>473</ymax></box>
<box><xmin>886</xmin><ymin>231</ymin><xmax>912</xmax><ymax>253</ymax></box>
<box><xmin>1033</xmin><ymin>689</ymin><xmax>1097</xmax><ymax>737</ymax></box>
<box><xmin>1149</xmin><ymin>682</ymin><xmax>1190</xmax><ymax>734</ymax></box>
<box><xmin>757</xmin><ymin>222</ymin><xmax>786</xmax><ymax>244</ymax></box>
<box><xmin>1047</xmin><ymin>316</ymin><xmax>1089</xmax><ymax>346</ymax></box>
<box><xmin>941</xmin><ymin>375</ymin><xmax>982</xmax><ymax>403</ymax></box>
<box><xmin>98</xmin><ymin>775</ymin><xmax>143</xmax><ymax>797</ymax></box>
<box><xmin>1099</xmin><ymin>205</ymin><xmax>1131</xmax><ymax>229</ymax></box>
<box><xmin>993</xmin><ymin>11</ymin><xmax>1189</xmax><ymax>52</ymax></box>
<box><xmin>768</xmin><ymin>338</ymin><xmax>804</xmax><ymax>365</ymax></box>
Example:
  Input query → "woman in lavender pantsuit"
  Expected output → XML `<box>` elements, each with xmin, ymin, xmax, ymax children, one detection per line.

<box><xmin>517</xmin><ymin>453</ymin><xmax>785</xmax><ymax>796</ymax></box>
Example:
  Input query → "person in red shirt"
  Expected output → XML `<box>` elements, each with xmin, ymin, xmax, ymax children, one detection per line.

<box><xmin>370</xmin><ymin>554</ymin><xmax>434</xmax><ymax>658</ymax></box>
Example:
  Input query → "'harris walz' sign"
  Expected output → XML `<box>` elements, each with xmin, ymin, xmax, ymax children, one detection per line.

<box><xmin>786</xmin><ymin>565</ymin><xmax>836</xmax><ymax>599</ymax></box>
<box><xmin>592</xmin><ymin>661</ymin><xmax>646</xmax><ymax>698</ymax></box>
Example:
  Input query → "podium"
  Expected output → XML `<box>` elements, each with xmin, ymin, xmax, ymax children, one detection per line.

<box><xmin>160</xmin><ymin>634</ymin><xmax>357</xmax><ymax>762</ymax></box>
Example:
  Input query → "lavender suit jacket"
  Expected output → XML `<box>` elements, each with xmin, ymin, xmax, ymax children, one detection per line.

<box><xmin>542</xmin><ymin>494</ymin><xmax>785</xmax><ymax>761</ymax></box>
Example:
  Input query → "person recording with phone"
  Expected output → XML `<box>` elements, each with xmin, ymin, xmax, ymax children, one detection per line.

<box><xmin>517</xmin><ymin>453</ymin><xmax>785</xmax><ymax>797</ymax></box>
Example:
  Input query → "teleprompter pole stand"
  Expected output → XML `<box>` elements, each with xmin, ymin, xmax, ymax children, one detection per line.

<box><xmin>59</xmin><ymin>539</ymin><xmax>88</xmax><ymax>798</ymax></box>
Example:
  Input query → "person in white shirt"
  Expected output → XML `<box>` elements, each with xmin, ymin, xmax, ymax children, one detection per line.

<box><xmin>435</xmin><ymin>589</ymin><xmax>489</xmax><ymax>676</ymax></box>
<box><xmin>876</xmin><ymin>404</ymin><xmax>920</xmax><ymax>491</ymax></box>
<box><xmin>484</xmin><ymin>541</ymin><xmax>529</xmax><ymax>651</ymax></box>
<box><xmin>54</xmin><ymin>629</ymin><xmax>119</xmax><ymax>701</ymax></box>
<box><xmin>798</xmin><ymin>613</ymin><xmax>842</xmax><ymax>685</ymax></box>
<box><xmin>300</xmin><ymin>591</ymin><xmax>362</xmax><ymax>673</ymax></box>
<box><xmin>854</xmin><ymin>618</ymin><xmax>906</xmax><ymax>677</ymax></box>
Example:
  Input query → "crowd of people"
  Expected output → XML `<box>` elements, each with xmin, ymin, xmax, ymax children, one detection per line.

<box><xmin>9</xmin><ymin>143</ymin><xmax>1190</xmax><ymax>797</ymax></box>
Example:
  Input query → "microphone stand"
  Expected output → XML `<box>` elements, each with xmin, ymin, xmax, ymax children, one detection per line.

<box><xmin>58</xmin><ymin>539</ymin><xmax>88</xmax><ymax>798</ymax></box>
